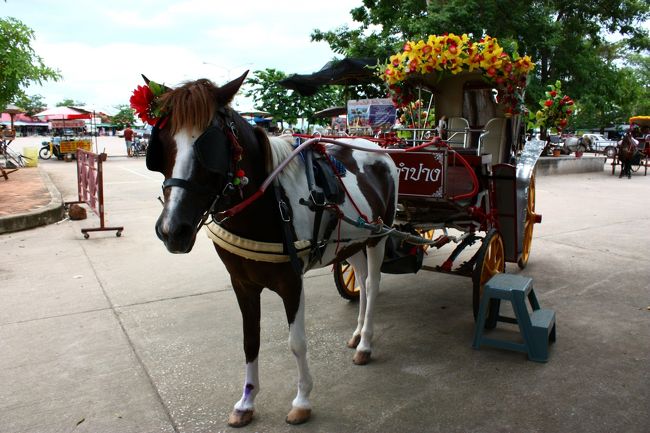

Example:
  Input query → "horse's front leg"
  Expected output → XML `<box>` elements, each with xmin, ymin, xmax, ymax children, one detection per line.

<box><xmin>281</xmin><ymin>283</ymin><xmax>313</xmax><ymax>425</ymax></box>
<box><xmin>228</xmin><ymin>280</ymin><xmax>262</xmax><ymax>428</ymax></box>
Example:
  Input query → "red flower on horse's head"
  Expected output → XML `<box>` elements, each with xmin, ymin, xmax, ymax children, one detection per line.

<box><xmin>130</xmin><ymin>85</ymin><xmax>160</xmax><ymax>126</ymax></box>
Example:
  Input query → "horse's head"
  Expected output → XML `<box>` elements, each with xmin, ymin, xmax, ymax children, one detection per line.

<box><xmin>619</xmin><ymin>131</ymin><xmax>638</xmax><ymax>160</ymax></box>
<box><xmin>145</xmin><ymin>72</ymin><xmax>249</xmax><ymax>253</ymax></box>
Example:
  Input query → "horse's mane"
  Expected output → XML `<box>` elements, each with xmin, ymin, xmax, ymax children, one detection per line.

<box><xmin>269</xmin><ymin>135</ymin><xmax>301</xmax><ymax>178</ymax></box>
<box><xmin>159</xmin><ymin>79</ymin><xmax>217</xmax><ymax>135</ymax></box>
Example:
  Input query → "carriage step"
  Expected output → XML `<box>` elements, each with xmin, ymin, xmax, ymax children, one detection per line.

<box><xmin>472</xmin><ymin>274</ymin><xmax>556</xmax><ymax>363</ymax></box>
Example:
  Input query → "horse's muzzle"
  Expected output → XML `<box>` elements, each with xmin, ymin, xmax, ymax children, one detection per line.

<box><xmin>155</xmin><ymin>214</ymin><xmax>198</xmax><ymax>253</ymax></box>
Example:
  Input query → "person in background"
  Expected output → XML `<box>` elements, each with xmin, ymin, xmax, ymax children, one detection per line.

<box><xmin>123</xmin><ymin>124</ymin><xmax>135</xmax><ymax>157</ymax></box>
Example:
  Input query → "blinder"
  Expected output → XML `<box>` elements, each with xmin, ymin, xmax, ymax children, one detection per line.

<box><xmin>145</xmin><ymin>117</ymin><xmax>232</xmax><ymax>177</ymax></box>
<box><xmin>194</xmin><ymin>125</ymin><xmax>231</xmax><ymax>176</ymax></box>
<box><xmin>146</xmin><ymin>118</ymin><xmax>166</xmax><ymax>173</ymax></box>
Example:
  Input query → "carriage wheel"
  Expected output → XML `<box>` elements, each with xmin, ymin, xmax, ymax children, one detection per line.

<box><xmin>333</xmin><ymin>260</ymin><xmax>360</xmax><ymax>301</ymax></box>
<box><xmin>472</xmin><ymin>230</ymin><xmax>505</xmax><ymax>327</ymax></box>
<box><xmin>332</xmin><ymin>229</ymin><xmax>435</xmax><ymax>301</ymax></box>
<box><xmin>419</xmin><ymin>229</ymin><xmax>435</xmax><ymax>252</ymax></box>
<box><xmin>517</xmin><ymin>174</ymin><xmax>537</xmax><ymax>269</ymax></box>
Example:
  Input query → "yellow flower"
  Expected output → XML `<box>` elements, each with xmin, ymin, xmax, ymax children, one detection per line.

<box><xmin>380</xmin><ymin>33</ymin><xmax>535</xmax><ymax>110</ymax></box>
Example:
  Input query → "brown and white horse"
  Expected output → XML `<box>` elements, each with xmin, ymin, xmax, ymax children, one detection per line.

<box><xmin>145</xmin><ymin>73</ymin><xmax>398</xmax><ymax>427</ymax></box>
<box><xmin>618</xmin><ymin>132</ymin><xmax>638</xmax><ymax>178</ymax></box>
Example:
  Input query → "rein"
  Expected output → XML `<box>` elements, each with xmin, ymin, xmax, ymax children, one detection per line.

<box><xmin>217</xmin><ymin>136</ymin><xmax>445</xmax><ymax>221</ymax></box>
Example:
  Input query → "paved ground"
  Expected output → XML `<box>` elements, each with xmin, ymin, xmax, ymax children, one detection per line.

<box><xmin>1</xmin><ymin>136</ymin><xmax>649</xmax><ymax>433</ymax></box>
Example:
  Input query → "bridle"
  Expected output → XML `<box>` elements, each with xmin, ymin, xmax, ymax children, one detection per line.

<box><xmin>151</xmin><ymin>108</ymin><xmax>246</xmax><ymax>228</ymax></box>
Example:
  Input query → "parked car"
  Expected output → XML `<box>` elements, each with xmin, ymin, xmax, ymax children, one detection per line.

<box><xmin>581</xmin><ymin>133</ymin><xmax>618</xmax><ymax>157</ymax></box>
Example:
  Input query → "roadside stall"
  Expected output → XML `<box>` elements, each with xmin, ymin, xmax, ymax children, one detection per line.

<box><xmin>35</xmin><ymin>107</ymin><xmax>95</xmax><ymax>160</ymax></box>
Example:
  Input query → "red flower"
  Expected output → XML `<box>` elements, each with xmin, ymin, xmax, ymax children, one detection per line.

<box><xmin>130</xmin><ymin>85</ymin><xmax>159</xmax><ymax>125</ymax></box>
<box><xmin>550</xmin><ymin>90</ymin><xmax>557</xmax><ymax>97</ymax></box>
<box><xmin>544</xmin><ymin>99</ymin><xmax>553</xmax><ymax>107</ymax></box>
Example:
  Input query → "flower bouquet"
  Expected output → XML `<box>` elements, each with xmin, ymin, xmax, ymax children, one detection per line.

<box><xmin>533</xmin><ymin>80</ymin><xmax>574</xmax><ymax>133</ymax></box>
<box><xmin>130</xmin><ymin>80</ymin><xmax>166</xmax><ymax>125</ymax></box>
<box><xmin>378</xmin><ymin>33</ymin><xmax>534</xmax><ymax>115</ymax></box>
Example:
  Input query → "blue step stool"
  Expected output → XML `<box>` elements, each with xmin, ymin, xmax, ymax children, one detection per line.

<box><xmin>472</xmin><ymin>273</ymin><xmax>556</xmax><ymax>362</ymax></box>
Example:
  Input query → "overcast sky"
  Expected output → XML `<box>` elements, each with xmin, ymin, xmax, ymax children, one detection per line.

<box><xmin>4</xmin><ymin>0</ymin><xmax>361</xmax><ymax>114</ymax></box>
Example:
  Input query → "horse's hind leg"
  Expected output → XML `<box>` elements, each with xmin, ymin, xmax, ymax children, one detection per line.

<box><xmin>350</xmin><ymin>237</ymin><xmax>387</xmax><ymax>365</ymax></box>
<box><xmin>281</xmin><ymin>284</ymin><xmax>313</xmax><ymax>425</ymax></box>
<box><xmin>228</xmin><ymin>280</ymin><xmax>263</xmax><ymax>428</ymax></box>
<box><xmin>346</xmin><ymin>251</ymin><xmax>369</xmax><ymax>351</ymax></box>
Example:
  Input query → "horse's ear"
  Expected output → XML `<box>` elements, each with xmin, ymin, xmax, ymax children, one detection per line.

<box><xmin>217</xmin><ymin>71</ymin><xmax>249</xmax><ymax>104</ymax></box>
<box><xmin>141</xmin><ymin>75</ymin><xmax>172</xmax><ymax>92</ymax></box>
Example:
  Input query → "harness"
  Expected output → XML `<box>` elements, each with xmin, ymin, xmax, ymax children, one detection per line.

<box><xmin>148</xmin><ymin>110</ymin><xmax>345</xmax><ymax>274</ymax></box>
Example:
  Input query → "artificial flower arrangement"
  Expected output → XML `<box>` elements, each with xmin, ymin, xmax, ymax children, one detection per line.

<box><xmin>399</xmin><ymin>99</ymin><xmax>436</xmax><ymax>129</ymax></box>
<box><xmin>378</xmin><ymin>33</ymin><xmax>534</xmax><ymax>116</ymax></box>
<box><xmin>130</xmin><ymin>80</ymin><xmax>166</xmax><ymax>125</ymax></box>
<box><xmin>532</xmin><ymin>80</ymin><xmax>574</xmax><ymax>133</ymax></box>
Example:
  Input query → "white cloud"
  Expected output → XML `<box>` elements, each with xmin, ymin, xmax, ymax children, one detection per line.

<box><xmin>9</xmin><ymin>0</ymin><xmax>362</xmax><ymax>112</ymax></box>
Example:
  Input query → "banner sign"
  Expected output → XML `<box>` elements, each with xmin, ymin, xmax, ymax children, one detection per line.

<box><xmin>51</xmin><ymin>120</ymin><xmax>85</xmax><ymax>128</ymax></box>
<box><xmin>347</xmin><ymin>98</ymin><xmax>396</xmax><ymax>130</ymax></box>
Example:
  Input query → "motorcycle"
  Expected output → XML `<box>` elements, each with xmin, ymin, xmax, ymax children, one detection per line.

<box><xmin>39</xmin><ymin>139</ymin><xmax>63</xmax><ymax>160</ymax></box>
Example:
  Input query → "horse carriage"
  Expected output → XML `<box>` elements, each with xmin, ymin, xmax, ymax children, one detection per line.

<box><xmin>611</xmin><ymin>116</ymin><xmax>650</xmax><ymax>177</ymax></box>
<box><xmin>331</xmin><ymin>35</ymin><xmax>544</xmax><ymax>323</ymax></box>
<box><xmin>133</xmin><ymin>33</ymin><xmax>545</xmax><ymax>427</ymax></box>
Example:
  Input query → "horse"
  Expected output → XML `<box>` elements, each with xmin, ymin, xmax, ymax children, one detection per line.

<box><xmin>143</xmin><ymin>72</ymin><xmax>398</xmax><ymax>427</ymax></box>
<box><xmin>617</xmin><ymin>132</ymin><xmax>639</xmax><ymax>178</ymax></box>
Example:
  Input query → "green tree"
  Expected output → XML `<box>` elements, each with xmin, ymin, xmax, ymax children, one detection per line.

<box><xmin>312</xmin><ymin>0</ymin><xmax>650</xmax><ymax>128</ymax></box>
<box><xmin>244</xmin><ymin>69</ymin><xmax>295</xmax><ymax>129</ymax></box>
<box><xmin>244</xmin><ymin>68</ymin><xmax>344</xmax><ymax>131</ymax></box>
<box><xmin>14</xmin><ymin>93</ymin><xmax>46</xmax><ymax>116</ymax></box>
<box><xmin>56</xmin><ymin>98</ymin><xmax>85</xmax><ymax>107</ymax></box>
<box><xmin>111</xmin><ymin>104</ymin><xmax>135</xmax><ymax>129</ymax></box>
<box><xmin>0</xmin><ymin>17</ymin><xmax>60</xmax><ymax>109</ymax></box>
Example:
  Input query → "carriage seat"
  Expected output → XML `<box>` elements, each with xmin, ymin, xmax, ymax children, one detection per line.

<box><xmin>480</xmin><ymin>117</ymin><xmax>507</xmax><ymax>165</ymax></box>
<box><xmin>447</xmin><ymin>117</ymin><xmax>470</xmax><ymax>148</ymax></box>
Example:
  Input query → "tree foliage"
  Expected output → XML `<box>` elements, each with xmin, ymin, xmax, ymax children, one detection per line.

<box><xmin>0</xmin><ymin>17</ymin><xmax>60</xmax><ymax>110</ymax></box>
<box><xmin>56</xmin><ymin>98</ymin><xmax>85</xmax><ymax>107</ymax></box>
<box><xmin>111</xmin><ymin>104</ymin><xmax>135</xmax><ymax>129</ymax></box>
<box><xmin>312</xmin><ymin>0</ymin><xmax>650</xmax><ymax>129</ymax></box>
<box><xmin>14</xmin><ymin>93</ymin><xmax>46</xmax><ymax>116</ymax></box>
<box><xmin>244</xmin><ymin>68</ymin><xmax>344</xmax><ymax>131</ymax></box>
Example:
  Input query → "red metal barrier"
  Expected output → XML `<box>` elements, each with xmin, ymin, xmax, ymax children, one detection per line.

<box><xmin>66</xmin><ymin>149</ymin><xmax>123</xmax><ymax>238</ymax></box>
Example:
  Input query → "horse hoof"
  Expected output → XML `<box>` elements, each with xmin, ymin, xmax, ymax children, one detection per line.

<box><xmin>228</xmin><ymin>409</ymin><xmax>254</xmax><ymax>428</ymax></box>
<box><xmin>286</xmin><ymin>407</ymin><xmax>311</xmax><ymax>425</ymax></box>
<box><xmin>347</xmin><ymin>334</ymin><xmax>361</xmax><ymax>349</ymax></box>
<box><xmin>353</xmin><ymin>350</ymin><xmax>371</xmax><ymax>365</ymax></box>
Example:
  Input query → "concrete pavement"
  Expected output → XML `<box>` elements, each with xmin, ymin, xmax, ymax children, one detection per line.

<box><xmin>0</xmin><ymin>138</ymin><xmax>648</xmax><ymax>432</ymax></box>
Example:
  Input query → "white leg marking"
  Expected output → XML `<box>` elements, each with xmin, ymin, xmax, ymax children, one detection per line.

<box><xmin>347</xmin><ymin>252</ymin><xmax>369</xmax><ymax>342</ymax></box>
<box><xmin>289</xmin><ymin>289</ymin><xmax>313</xmax><ymax>410</ymax></box>
<box><xmin>357</xmin><ymin>237</ymin><xmax>387</xmax><ymax>354</ymax></box>
<box><xmin>233</xmin><ymin>359</ymin><xmax>259</xmax><ymax>412</ymax></box>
